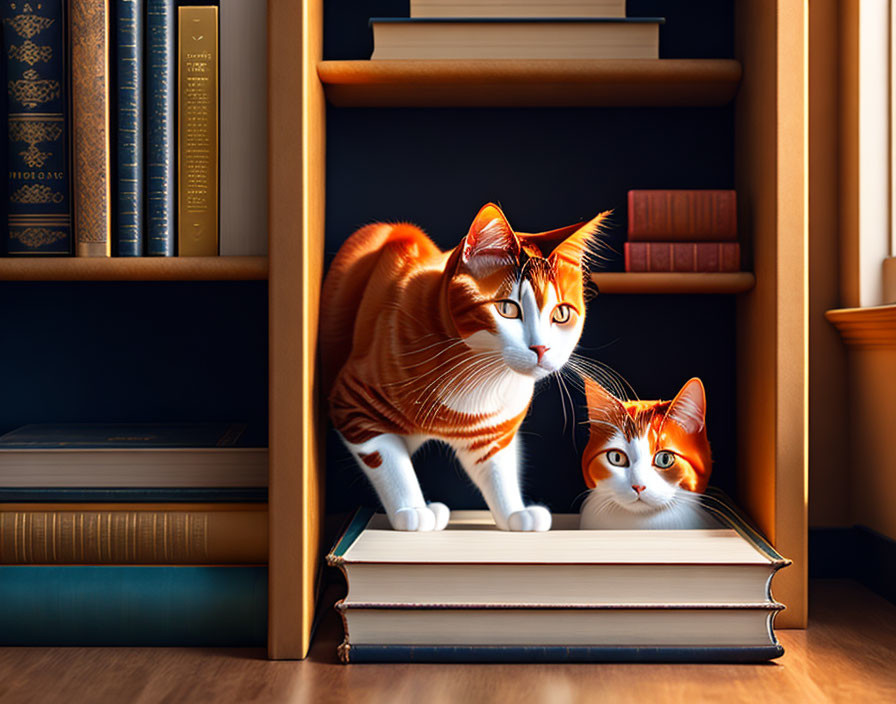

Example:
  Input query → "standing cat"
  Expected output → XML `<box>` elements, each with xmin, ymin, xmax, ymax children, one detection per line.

<box><xmin>322</xmin><ymin>203</ymin><xmax>608</xmax><ymax>531</ymax></box>
<box><xmin>580</xmin><ymin>376</ymin><xmax>715</xmax><ymax>529</ymax></box>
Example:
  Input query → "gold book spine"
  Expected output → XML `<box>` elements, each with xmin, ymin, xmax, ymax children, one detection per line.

<box><xmin>178</xmin><ymin>6</ymin><xmax>219</xmax><ymax>256</ymax></box>
<box><xmin>70</xmin><ymin>0</ymin><xmax>111</xmax><ymax>257</ymax></box>
<box><xmin>0</xmin><ymin>504</ymin><xmax>267</xmax><ymax>564</ymax></box>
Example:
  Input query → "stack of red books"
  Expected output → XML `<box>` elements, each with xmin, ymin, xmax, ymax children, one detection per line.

<box><xmin>624</xmin><ymin>190</ymin><xmax>740</xmax><ymax>272</ymax></box>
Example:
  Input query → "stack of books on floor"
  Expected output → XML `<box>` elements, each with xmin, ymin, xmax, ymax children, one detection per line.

<box><xmin>624</xmin><ymin>190</ymin><xmax>741</xmax><ymax>272</ymax></box>
<box><xmin>328</xmin><ymin>494</ymin><xmax>789</xmax><ymax>663</ymax></box>
<box><xmin>370</xmin><ymin>0</ymin><xmax>664</xmax><ymax>60</ymax></box>
<box><xmin>2</xmin><ymin>0</ymin><xmax>267</xmax><ymax>258</ymax></box>
<box><xmin>0</xmin><ymin>423</ymin><xmax>269</xmax><ymax>646</ymax></box>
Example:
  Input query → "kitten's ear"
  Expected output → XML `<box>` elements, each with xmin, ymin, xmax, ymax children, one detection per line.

<box><xmin>548</xmin><ymin>211</ymin><xmax>611</xmax><ymax>270</ymax></box>
<box><xmin>665</xmin><ymin>378</ymin><xmax>707</xmax><ymax>434</ymax></box>
<box><xmin>584</xmin><ymin>375</ymin><xmax>625</xmax><ymax>421</ymax></box>
<box><xmin>461</xmin><ymin>203</ymin><xmax>520</xmax><ymax>277</ymax></box>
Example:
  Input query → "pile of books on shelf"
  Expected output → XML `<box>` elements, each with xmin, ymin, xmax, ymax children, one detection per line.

<box><xmin>370</xmin><ymin>0</ymin><xmax>664</xmax><ymax>60</ymax></box>
<box><xmin>2</xmin><ymin>0</ymin><xmax>267</xmax><ymax>259</ymax></box>
<box><xmin>0</xmin><ymin>423</ymin><xmax>269</xmax><ymax>646</ymax></box>
<box><xmin>624</xmin><ymin>190</ymin><xmax>741</xmax><ymax>272</ymax></box>
<box><xmin>328</xmin><ymin>496</ymin><xmax>789</xmax><ymax>663</ymax></box>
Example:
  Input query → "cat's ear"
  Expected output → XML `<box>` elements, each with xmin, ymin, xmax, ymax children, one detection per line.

<box><xmin>664</xmin><ymin>378</ymin><xmax>707</xmax><ymax>434</ymax></box>
<box><xmin>548</xmin><ymin>211</ymin><xmax>611</xmax><ymax>269</ymax></box>
<box><xmin>461</xmin><ymin>203</ymin><xmax>520</xmax><ymax>277</ymax></box>
<box><xmin>584</xmin><ymin>375</ymin><xmax>625</xmax><ymax>421</ymax></box>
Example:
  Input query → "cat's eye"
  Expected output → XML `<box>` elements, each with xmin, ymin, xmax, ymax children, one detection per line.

<box><xmin>551</xmin><ymin>304</ymin><xmax>573</xmax><ymax>324</ymax></box>
<box><xmin>654</xmin><ymin>451</ymin><xmax>676</xmax><ymax>469</ymax></box>
<box><xmin>495</xmin><ymin>300</ymin><xmax>521</xmax><ymax>319</ymax></box>
<box><xmin>605</xmin><ymin>450</ymin><xmax>629</xmax><ymax>467</ymax></box>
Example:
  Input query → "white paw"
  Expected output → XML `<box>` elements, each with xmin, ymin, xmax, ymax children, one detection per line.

<box><xmin>392</xmin><ymin>506</ymin><xmax>437</xmax><ymax>531</ymax></box>
<box><xmin>428</xmin><ymin>502</ymin><xmax>450</xmax><ymax>530</ymax></box>
<box><xmin>508</xmin><ymin>506</ymin><xmax>552</xmax><ymax>532</ymax></box>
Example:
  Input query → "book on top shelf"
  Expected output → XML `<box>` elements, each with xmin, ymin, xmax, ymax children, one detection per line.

<box><xmin>369</xmin><ymin>18</ymin><xmax>663</xmax><ymax>61</ymax></box>
<box><xmin>624</xmin><ymin>242</ymin><xmax>741</xmax><ymax>272</ymax></box>
<box><xmin>627</xmin><ymin>190</ymin><xmax>737</xmax><ymax>241</ymax></box>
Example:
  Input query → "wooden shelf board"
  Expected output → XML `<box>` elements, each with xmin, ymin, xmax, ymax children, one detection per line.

<box><xmin>826</xmin><ymin>303</ymin><xmax>896</xmax><ymax>348</ymax></box>
<box><xmin>318</xmin><ymin>59</ymin><xmax>742</xmax><ymax>107</ymax></box>
<box><xmin>591</xmin><ymin>272</ymin><xmax>754</xmax><ymax>294</ymax></box>
<box><xmin>0</xmin><ymin>256</ymin><xmax>268</xmax><ymax>281</ymax></box>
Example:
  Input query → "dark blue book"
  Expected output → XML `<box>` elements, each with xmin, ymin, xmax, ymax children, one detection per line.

<box><xmin>116</xmin><ymin>0</ymin><xmax>144</xmax><ymax>256</ymax></box>
<box><xmin>146</xmin><ymin>0</ymin><xmax>175</xmax><ymax>256</ymax></box>
<box><xmin>2</xmin><ymin>0</ymin><xmax>72</xmax><ymax>255</ymax></box>
<box><xmin>0</xmin><ymin>566</ymin><xmax>266</xmax><ymax>645</ymax></box>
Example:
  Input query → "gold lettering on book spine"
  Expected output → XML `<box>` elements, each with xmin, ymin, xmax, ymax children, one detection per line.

<box><xmin>0</xmin><ymin>511</ymin><xmax>212</xmax><ymax>563</ymax></box>
<box><xmin>177</xmin><ymin>6</ymin><xmax>218</xmax><ymax>256</ymax></box>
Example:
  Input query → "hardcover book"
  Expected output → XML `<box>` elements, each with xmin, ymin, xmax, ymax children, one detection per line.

<box><xmin>71</xmin><ymin>0</ymin><xmax>111</xmax><ymax>256</ymax></box>
<box><xmin>115</xmin><ymin>0</ymin><xmax>144</xmax><ymax>256</ymax></box>
<box><xmin>178</xmin><ymin>5</ymin><xmax>218</xmax><ymax>256</ymax></box>
<box><xmin>0</xmin><ymin>503</ymin><xmax>267</xmax><ymax>564</ymax></box>
<box><xmin>146</xmin><ymin>0</ymin><xmax>175</xmax><ymax>255</ymax></box>
<box><xmin>2</xmin><ymin>0</ymin><xmax>72</xmax><ymax>255</ymax></box>
<box><xmin>328</xmin><ymin>495</ymin><xmax>789</xmax><ymax>663</ymax></box>
<box><xmin>627</xmin><ymin>190</ymin><xmax>738</xmax><ymax>241</ymax></box>
<box><xmin>624</xmin><ymin>242</ymin><xmax>741</xmax><ymax>272</ymax></box>
<box><xmin>370</xmin><ymin>18</ymin><xmax>663</xmax><ymax>60</ymax></box>
<box><xmin>219</xmin><ymin>0</ymin><xmax>267</xmax><ymax>256</ymax></box>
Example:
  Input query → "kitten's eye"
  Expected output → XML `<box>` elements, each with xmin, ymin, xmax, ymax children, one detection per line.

<box><xmin>495</xmin><ymin>300</ymin><xmax>521</xmax><ymax>319</ymax></box>
<box><xmin>654</xmin><ymin>451</ymin><xmax>676</xmax><ymax>469</ymax></box>
<box><xmin>551</xmin><ymin>304</ymin><xmax>573</xmax><ymax>324</ymax></box>
<box><xmin>605</xmin><ymin>450</ymin><xmax>629</xmax><ymax>467</ymax></box>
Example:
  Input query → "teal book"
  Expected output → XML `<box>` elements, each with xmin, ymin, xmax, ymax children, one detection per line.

<box><xmin>0</xmin><ymin>566</ymin><xmax>266</xmax><ymax>645</ymax></box>
<box><xmin>2</xmin><ymin>0</ymin><xmax>72</xmax><ymax>254</ymax></box>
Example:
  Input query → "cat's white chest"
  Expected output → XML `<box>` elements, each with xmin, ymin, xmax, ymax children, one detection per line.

<box><xmin>441</xmin><ymin>369</ymin><xmax>534</xmax><ymax>424</ymax></box>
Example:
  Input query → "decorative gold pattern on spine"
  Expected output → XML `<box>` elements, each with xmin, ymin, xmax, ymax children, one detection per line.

<box><xmin>3</xmin><ymin>12</ymin><xmax>54</xmax><ymax>38</ymax></box>
<box><xmin>8</xmin><ymin>39</ymin><xmax>53</xmax><ymax>65</ymax></box>
<box><xmin>10</xmin><ymin>226</ymin><xmax>67</xmax><ymax>246</ymax></box>
<box><xmin>177</xmin><ymin>6</ymin><xmax>218</xmax><ymax>256</ymax></box>
<box><xmin>70</xmin><ymin>0</ymin><xmax>111</xmax><ymax>256</ymax></box>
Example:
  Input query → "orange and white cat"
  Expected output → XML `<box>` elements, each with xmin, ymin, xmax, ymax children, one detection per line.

<box><xmin>322</xmin><ymin>203</ymin><xmax>608</xmax><ymax>531</ymax></box>
<box><xmin>580</xmin><ymin>376</ymin><xmax>715</xmax><ymax>529</ymax></box>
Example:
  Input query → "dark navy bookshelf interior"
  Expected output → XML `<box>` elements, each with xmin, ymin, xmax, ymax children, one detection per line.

<box><xmin>323</xmin><ymin>0</ymin><xmax>738</xmax><ymax>515</ymax></box>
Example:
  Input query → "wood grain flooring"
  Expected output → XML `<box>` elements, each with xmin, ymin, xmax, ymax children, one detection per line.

<box><xmin>1</xmin><ymin>580</ymin><xmax>894</xmax><ymax>704</ymax></box>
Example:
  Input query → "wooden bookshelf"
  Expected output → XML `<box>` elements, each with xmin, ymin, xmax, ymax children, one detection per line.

<box><xmin>319</xmin><ymin>59</ymin><xmax>742</xmax><ymax>107</ymax></box>
<box><xmin>592</xmin><ymin>272</ymin><xmax>755</xmax><ymax>295</ymax></box>
<box><xmin>0</xmin><ymin>256</ymin><xmax>268</xmax><ymax>281</ymax></box>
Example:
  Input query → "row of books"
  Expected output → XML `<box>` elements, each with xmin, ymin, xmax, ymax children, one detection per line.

<box><xmin>624</xmin><ymin>190</ymin><xmax>742</xmax><ymax>272</ymax></box>
<box><xmin>2</xmin><ymin>0</ymin><xmax>267</xmax><ymax>258</ymax></box>
<box><xmin>329</xmin><ymin>500</ymin><xmax>789</xmax><ymax>663</ymax></box>
<box><xmin>0</xmin><ymin>423</ymin><xmax>269</xmax><ymax>645</ymax></box>
<box><xmin>371</xmin><ymin>0</ymin><xmax>663</xmax><ymax>60</ymax></box>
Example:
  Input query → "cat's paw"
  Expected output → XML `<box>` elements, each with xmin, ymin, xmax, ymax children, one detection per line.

<box><xmin>392</xmin><ymin>506</ymin><xmax>444</xmax><ymax>531</ymax></box>
<box><xmin>508</xmin><ymin>506</ymin><xmax>552</xmax><ymax>532</ymax></box>
<box><xmin>427</xmin><ymin>502</ymin><xmax>450</xmax><ymax>530</ymax></box>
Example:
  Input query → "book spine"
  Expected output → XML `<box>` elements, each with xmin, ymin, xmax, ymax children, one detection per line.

<box><xmin>219</xmin><ymin>0</ymin><xmax>267</xmax><ymax>256</ymax></box>
<box><xmin>624</xmin><ymin>243</ymin><xmax>741</xmax><ymax>272</ymax></box>
<box><xmin>0</xmin><ymin>566</ymin><xmax>267</xmax><ymax>645</ymax></box>
<box><xmin>115</xmin><ymin>0</ymin><xmax>144</xmax><ymax>256</ymax></box>
<box><xmin>0</xmin><ymin>504</ymin><xmax>268</xmax><ymax>564</ymax></box>
<box><xmin>627</xmin><ymin>190</ymin><xmax>737</xmax><ymax>241</ymax></box>
<box><xmin>2</xmin><ymin>0</ymin><xmax>72</xmax><ymax>255</ymax></box>
<box><xmin>177</xmin><ymin>5</ymin><xmax>218</xmax><ymax>256</ymax></box>
<box><xmin>341</xmin><ymin>643</ymin><xmax>784</xmax><ymax>664</ymax></box>
<box><xmin>146</xmin><ymin>0</ymin><xmax>175</xmax><ymax>255</ymax></box>
<box><xmin>70</xmin><ymin>0</ymin><xmax>111</xmax><ymax>256</ymax></box>
<box><xmin>0</xmin><ymin>487</ymin><xmax>268</xmax><ymax>503</ymax></box>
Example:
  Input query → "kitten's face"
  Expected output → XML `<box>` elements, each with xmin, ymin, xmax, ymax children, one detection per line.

<box><xmin>581</xmin><ymin>378</ymin><xmax>711</xmax><ymax>515</ymax></box>
<box><xmin>447</xmin><ymin>204</ymin><xmax>608</xmax><ymax>380</ymax></box>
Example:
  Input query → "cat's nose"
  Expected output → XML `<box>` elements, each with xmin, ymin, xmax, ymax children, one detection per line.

<box><xmin>631</xmin><ymin>485</ymin><xmax>646</xmax><ymax>495</ymax></box>
<box><xmin>529</xmin><ymin>345</ymin><xmax>550</xmax><ymax>363</ymax></box>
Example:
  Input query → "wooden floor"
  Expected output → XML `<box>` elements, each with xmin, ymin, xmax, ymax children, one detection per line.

<box><xmin>1</xmin><ymin>580</ymin><xmax>894</xmax><ymax>704</ymax></box>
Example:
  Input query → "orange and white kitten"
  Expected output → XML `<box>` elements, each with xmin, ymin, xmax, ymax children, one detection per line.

<box><xmin>322</xmin><ymin>203</ymin><xmax>608</xmax><ymax>532</ymax></box>
<box><xmin>580</xmin><ymin>377</ymin><xmax>715</xmax><ymax>529</ymax></box>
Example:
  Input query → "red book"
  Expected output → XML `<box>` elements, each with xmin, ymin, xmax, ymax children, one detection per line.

<box><xmin>624</xmin><ymin>242</ymin><xmax>741</xmax><ymax>272</ymax></box>
<box><xmin>627</xmin><ymin>190</ymin><xmax>737</xmax><ymax>241</ymax></box>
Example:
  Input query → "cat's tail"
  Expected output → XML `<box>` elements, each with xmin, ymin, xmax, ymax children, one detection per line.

<box><xmin>320</xmin><ymin>222</ymin><xmax>436</xmax><ymax>396</ymax></box>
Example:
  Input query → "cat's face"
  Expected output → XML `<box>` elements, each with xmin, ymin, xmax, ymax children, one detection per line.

<box><xmin>447</xmin><ymin>204</ymin><xmax>608</xmax><ymax>380</ymax></box>
<box><xmin>581</xmin><ymin>377</ymin><xmax>711</xmax><ymax>515</ymax></box>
